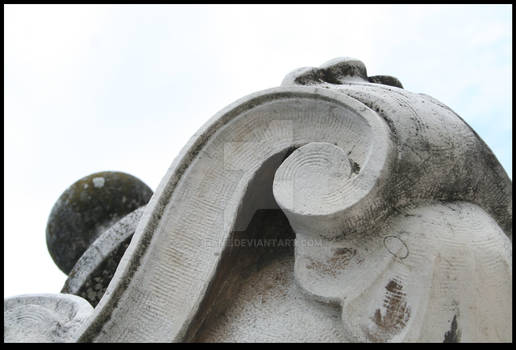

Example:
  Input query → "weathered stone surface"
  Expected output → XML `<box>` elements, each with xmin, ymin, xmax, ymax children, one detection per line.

<box><xmin>283</xmin><ymin>201</ymin><xmax>511</xmax><ymax>342</ymax></box>
<box><xmin>195</xmin><ymin>210</ymin><xmax>346</xmax><ymax>342</ymax></box>
<box><xmin>6</xmin><ymin>57</ymin><xmax>511</xmax><ymax>342</ymax></box>
<box><xmin>4</xmin><ymin>293</ymin><xmax>93</xmax><ymax>343</ymax></box>
<box><xmin>46</xmin><ymin>171</ymin><xmax>153</xmax><ymax>274</ymax></box>
<box><xmin>367</xmin><ymin>75</ymin><xmax>403</xmax><ymax>88</ymax></box>
<box><xmin>72</xmin><ymin>58</ymin><xmax>511</xmax><ymax>342</ymax></box>
<box><xmin>61</xmin><ymin>206</ymin><xmax>146</xmax><ymax>306</ymax></box>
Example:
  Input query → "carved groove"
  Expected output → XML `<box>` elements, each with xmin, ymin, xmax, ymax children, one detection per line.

<box><xmin>73</xmin><ymin>60</ymin><xmax>511</xmax><ymax>342</ymax></box>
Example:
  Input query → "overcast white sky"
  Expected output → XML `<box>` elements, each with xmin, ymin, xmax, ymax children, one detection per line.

<box><xmin>4</xmin><ymin>4</ymin><xmax>512</xmax><ymax>298</ymax></box>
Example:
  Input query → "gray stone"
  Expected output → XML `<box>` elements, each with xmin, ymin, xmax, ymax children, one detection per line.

<box><xmin>6</xmin><ymin>57</ymin><xmax>511</xmax><ymax>342</ymax></box>
<box><xmin>4</xmin><ymin>293</ymin><xmax>93</xmax><ymax>343</ymax></box>
<box><xmin>46</xmin><ymin>171</ymin><xmax>153</xmax><ymax>274</ymax></box>
<box><xmin>73</xmin><ymin>57</ymin><xmax>511</xmax><ymax>342</ymax></box>
<box><xmin>367</xmin><ymin>75</ymin><xmax>403</xmax><ymax>88</ymax></box>
<box><xmin>61</xmin><ymin>206</ymin><xmax>146</xmax><ymax>307</ymax></box>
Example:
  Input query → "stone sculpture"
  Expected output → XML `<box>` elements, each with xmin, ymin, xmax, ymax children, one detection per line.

<box><xmin>4</xmin><ymin>57</ymin><xmax>512</xmax><ymax>342</ymax></box>
<box><xmin>46</xmin><ymin>171</ymin><xmax>153</xmax><ymax>275</ymax></box>
<box><xmin>4</xmin><ymin>294</ymin><xmax>93</xmax><ymax>343</ymax></box>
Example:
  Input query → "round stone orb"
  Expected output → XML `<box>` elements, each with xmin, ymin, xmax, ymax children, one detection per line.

<box><xmin>46</xmin><ymin>171</ymin><xmax>153</xmax><ymax>274</ymax></box>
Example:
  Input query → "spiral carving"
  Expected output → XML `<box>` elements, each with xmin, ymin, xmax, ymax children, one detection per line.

<box><xmin>72</xmin><ymin>58</ymin><xmax>511</xmax><ymax>342</ymax></box>
<box><xmin>4</xmin><ymin>294</ymin><xmax>93</xmax><ymax>342</ymax></box>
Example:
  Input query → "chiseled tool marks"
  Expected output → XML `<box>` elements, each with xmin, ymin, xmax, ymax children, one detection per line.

<box><xmin>76</xmin><ymin>87</ymin><xmax>388</xmax><ymax>342</ymax></box>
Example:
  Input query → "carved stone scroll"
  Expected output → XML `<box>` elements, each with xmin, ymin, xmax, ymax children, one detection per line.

<box><xmin>5</xmin><ymin>57</ymin><xmax>511</xmax><ymax>342</ymax></box>
<box><xmin>73</xmin><ymin>58</ymin><xmax>511</xmax><ymax>342</ymax></box>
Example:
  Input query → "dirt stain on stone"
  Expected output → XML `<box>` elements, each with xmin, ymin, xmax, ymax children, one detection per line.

<box><xmin>348</xmin><ymin>159</ymin><xmax>361</xmax><ymax>175</ymax></box>
<box><xmin>366</xmin><ymin>279</ymin><xmax>411</xmax><ymax>342</ymax></box>
<box><xmin>305</xmin><ymin>248</ymin><xmax>356</xmax><ymax>277</ymax></box>
<box><xmin>443</xmin><ymin>315</ymin><xmax>461</xmax><ymax>343</ymax></box>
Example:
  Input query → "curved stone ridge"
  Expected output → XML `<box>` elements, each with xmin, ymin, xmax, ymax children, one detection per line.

<box><xmin>281</xmin><ymin>57</ymin><xmax>403</xmax><ymax>88</ymax></box>
<box><xmin>73</xmin><ymin>58</ymin><xmax>510</xmax><ymax>343</ymax></box>
<box><xmin>76</xmin><ymin>87</ymin><xmax>394</xmax><ymax>342</ymax></box>
<box><xmin>4</xmin><ymin>293</ymin><xmax>93</xmax><ymax>343</ymax></box>
<box><xmin>62</xmin><ymin>206</ymin><xmax>146</xmax><ymax>307</ymax></box>
<box><xmin>46</xmin><ymin>171</ymin><xmax>153</xmax><ymax>274</ymax></box>
<box><xmin>7</xmin><ymin>57</ymin><xmax>510</xmax><ymax>342</ymax></box>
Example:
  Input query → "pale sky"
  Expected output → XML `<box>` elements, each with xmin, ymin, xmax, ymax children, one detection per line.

<box><xmin>4</xmin><ymin>4</ymin><xmax>512</xmax><ymax>298</ymax></box>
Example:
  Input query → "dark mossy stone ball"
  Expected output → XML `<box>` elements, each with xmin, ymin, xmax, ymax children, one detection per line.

<box><xmin>46</xmin><ymin>171</ymin><xmax>153</xmax><ymax>274</ymax></box>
